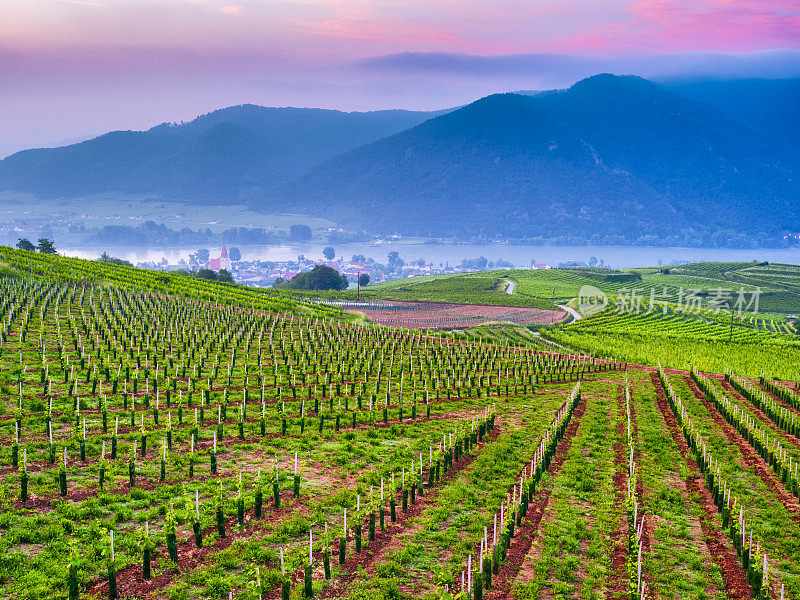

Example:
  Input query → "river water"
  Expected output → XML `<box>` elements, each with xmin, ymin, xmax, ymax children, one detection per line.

<box><xmin>58</xmin><ymin>242</ymin><xmax>800</xmax><ymax>269</ymax></box>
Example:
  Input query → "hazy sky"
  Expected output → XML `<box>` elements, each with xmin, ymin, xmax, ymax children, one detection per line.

<box><xmin>2</xmin><ymin>0</ymin><xmax>799</xmax><ymax>156</ymax></box>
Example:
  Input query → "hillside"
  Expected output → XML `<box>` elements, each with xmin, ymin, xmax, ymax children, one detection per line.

<box><xmin>0</xmin><ymin>105</ymin><xmax>442</xmax><ymax>202</ymax></box>
<box><xmin>664</xmin><ymin>77</ymin><xmax>800</xmax><ymax>149</ymax></box>
<box><xmin>277</xmin><ymin>74</ymin><xmax>799</xmax><ymax>245</ymax></box>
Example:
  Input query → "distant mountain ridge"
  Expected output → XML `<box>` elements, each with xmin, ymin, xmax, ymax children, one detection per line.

<box><xmin>0</xmin><ymin>104</ymin><xmax>445</xmax><ymax>201</ymax></box>
<box><xmin>1</xmin><ymin>75</ymin><xmax>798</xmax><ymax>246</ymax></box>
<box><xmin>274</xmin><ymin>74</ymin><xmax>799</xmax><ymax>245</ymax></box>
<box><xmin>662</xmin><ymin>78</ymin><xmax>800</xmax><ymax>149</ymax></box>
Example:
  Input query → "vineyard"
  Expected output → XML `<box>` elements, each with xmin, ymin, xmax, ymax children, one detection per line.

<box><xmin>547</xmin><ymin>309</ymin><xmax>800</xmax><ymax>379</ymax></box>
<box><xmin>289</xmin><ymin>261</ymin><xmax>800</xmax><ymax>318</ymax></box>
<box><xmin>0</xmin><ymin>249</ymin><xmax>799</xmax><ymax>599</ymax></box>
<box><xmin>288</xmin><ymin>274</ymin><xmax>553</xmax><ymax>310</ymax></box>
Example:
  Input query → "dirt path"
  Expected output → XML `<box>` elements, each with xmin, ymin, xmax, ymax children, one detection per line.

<box><xmin>557</xmin><ymin>304</ymin><xmax>582</xmax><ymax>322</ymax></box>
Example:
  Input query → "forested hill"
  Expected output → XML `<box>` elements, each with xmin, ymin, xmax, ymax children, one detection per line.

<box><xmin>276</xmin><ymin>74</ymin><xmax>799</xmax><ymax>245</ymax></box>
<box><xmin>663</xmin><ymin>77</ymin><xmax>800</xmax><ymax>149</ymax></box>
<box><xmin>0</xmin><ymin>105</ymin><xmax>443</xmax><ymax>201</ymax></box>
<box><xmin>1</xmin><ymin>75</ymin><xmax>799</xmax><ymax>246</ymax></box>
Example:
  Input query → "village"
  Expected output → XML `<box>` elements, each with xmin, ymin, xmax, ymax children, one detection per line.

<box><xmin>134</xmin><ymin>245</ymin><xmax>554</xmax><ymax>288</ymax></box>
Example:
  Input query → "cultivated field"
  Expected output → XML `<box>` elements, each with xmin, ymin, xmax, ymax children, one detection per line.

<box><xmin>0</xmin><ymin>248</ymin><xmax>798</xmax><ymax>600</ymax></box>
<box><xmin>335</xmin><ymin>300</ymin><xmax>566</xmax><ymax>329</ymax></box>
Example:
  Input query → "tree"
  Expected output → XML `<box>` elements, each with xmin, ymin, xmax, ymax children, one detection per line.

<box><xmin>387</xmin><ymin>251</ymin><xmax>404</xmax><ymax>273</ymax></box>
<box><xmin>351</xmin><ymin>254</ymin><xmax>366</xmax><ymax>263</ymax></box>
<box><xmin>280</xmin><ymin>265</ymin><xmax>348</xmax><ymax>290</ymax></box>
<box><xmin>217</xmin><ymin>269</ymin><xmax>235</xmax><ymax>283</ymax></box>
<box><xmin>273</xmin><ymin>277</ymin><xmax>285</xmax><ymax>287</ymax></box>
<box><xmin>37</xmin><ymin>238</ymin><xmax>57</xmax><ymax>254</ymax></box>
<box><xmin>475</xmin><ymin>256</ymin><xmax>488</xmax><ymax>270</ymax></box>
<box><xmin>196</xmin><ymin>269</ymin><xmax>217</xmax><ymax>280</ymax></box>
<box><xmin>98</xmin><ymin>252</ymin><xmax>133</xmax><ymax>267</ymax></box>
<box><xmin>289</xmin><ymin>224</ymin><xmax>312</xmax><ymax>241</ymax></box>
<box><xmin>16</xmin><ymin>238</ymin><xmax>35</xmax><ymax>251</ymax></box>
<box><xmin>196</xmin><ymin>249</ymin><xmax>210</xmax><ymax>265</ymax></box>
<box><xmin>322</xmin><ymin>247</ymin><xmax>335</xmax><ymax>261</ymax></box>
<box><xmin>358</xmin><ymin>273</ymin><xmax>370</xmax><ymax>287</ymax></box>
<box><xmin>228</xmin><ymin>247</ymin><xmax>241</xmax><ymax>262</ymax></box>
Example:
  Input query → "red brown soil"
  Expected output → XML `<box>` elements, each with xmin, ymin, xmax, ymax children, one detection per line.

<box><xmin>483</xmin><ymin>394</ymin><xmax>587</xmax><ymax>600</ymax></box>
<box><xmin>717</xmin><ymin>379</ymin><xmax>800</xmax><ymax>452</ymax></box>
<box><xmin>651</xmin><ymin>373</ymin><xmax>751</xmax><ymax>600</ymax></box>
<box><xmin>81</xmin><ymin>443</ymin><xmax>371</xmax><ymax>599</ymax></box>
<box><xmin>345</xmin><ymin>300</ymin><xmax>566</xmax><ymax>330</ymax></box>
<box><xmin>85</xmin><ymin>489</ymin><xmax>300</xmax><ymax>599</ymax></box>
<box><xmin>684</xmin><ymin>376</ymin><xmax>800</xmax><ymax>523</ymax></box>
<box><xmin>0</xmin><ymin>404</ymin><xmax>483</xmax><ymax>481</ymax></box>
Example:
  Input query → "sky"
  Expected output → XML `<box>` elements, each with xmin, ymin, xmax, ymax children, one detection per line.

<box><xmin>1</xmin><ymin>0</ymin><xmax>799</xmax><ymax>156</ymax></box>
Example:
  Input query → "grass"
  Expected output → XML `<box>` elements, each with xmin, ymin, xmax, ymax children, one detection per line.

<box><xmin>667</xmin><ymin>373</ymin><xmax>800</xmax><ymax>596</ymax></box>
<box><xmin>631</xmin><ymin>372</ymin><xmax>726</xmax><ymax>599</ymax></box>
<box><xmin>349</xmin><ymin>385</ymin><xmax>571</xmax><ymax>597</ymax></box>
<box><xmin>512</xmin><ymin>378</ymin><xmax>618</xmax><ymax>600</ymax></box>
<box><xmin>1</xmin><ymin>251</ymin><xmax>799</xmax><ymax>599</ymax></box>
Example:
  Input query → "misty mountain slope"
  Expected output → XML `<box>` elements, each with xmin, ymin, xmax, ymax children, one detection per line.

<box><xmin>273</xmin><ymin>74</ymin><xmax>799</xmax><ymax>243</ymax></box>
<box><xmin>0</xmin><ymin>105</ymin><xmax>444</xmax><ymax>202</ymax></box>
<box><xmin>663</xmin><ymin>78</ymin><xmax>800</xmax><ymax>149</ymax></box>
<box><xmin>1</xmin><ymin>74</ymin><xmax>798</xmax><ymax>245</ymax></box>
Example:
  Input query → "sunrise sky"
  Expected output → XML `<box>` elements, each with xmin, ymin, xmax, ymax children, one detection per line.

<box><xmin>2</xmin><ymin>0</ymin><xmax>799</xmax><ymax>156</ymax></box>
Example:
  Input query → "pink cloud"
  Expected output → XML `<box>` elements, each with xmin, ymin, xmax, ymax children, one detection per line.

<box><xmin>218</xmin><ymin>5</ymin><xmax>242</xmax><ymax>16</ymax></box>
<box><xmin>289</xmin><ymin>10</ymin><xmax>460</xmax><ymax>49</ymax></box>
<box><xmin>553</xmin><ymin>0</ymin><xmax>800</xmax><ymax>53</ymax></box>
<box><xmin>2</xmin><ymin>0</ymin><xmax>797</xmax><ymax>61</ymax></box>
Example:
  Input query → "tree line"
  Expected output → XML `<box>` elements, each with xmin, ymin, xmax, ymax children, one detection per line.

<box><xmin>16</xmin><ymin>238</ymin><xmax>56</xmax><ymax>254</ymax></box>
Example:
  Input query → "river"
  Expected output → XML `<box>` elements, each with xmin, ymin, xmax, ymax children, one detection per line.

<box><xmin>58</xmin><ymin>242</ymin><xmax>800</xmax><ymax>269</ymax></box>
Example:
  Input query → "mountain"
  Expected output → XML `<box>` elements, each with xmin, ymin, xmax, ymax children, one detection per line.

<box><xmin>272</xmin><ymin>74</ymin><xmax>799</xmax><ymax>245</ymax></box>
<box><xmin>662</xmin><ymin>78</ymin><xmax>800</xmax><ymax>149</ymax></box>
<box><xmin>0</xmin><ymin>105</ymin><xmax>444</xmax><ymax>202</ymax></box>
<box><xmin>1</xmin><ymin>75</ymin><xmax>799</xmax><ymax>246</ymax></box>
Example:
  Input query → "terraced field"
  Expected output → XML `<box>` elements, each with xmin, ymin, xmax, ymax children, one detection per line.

<box><xmin>548</xmin><ymin>309</ymin><xmax>800</xmax><ymax>379</ymax></box>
